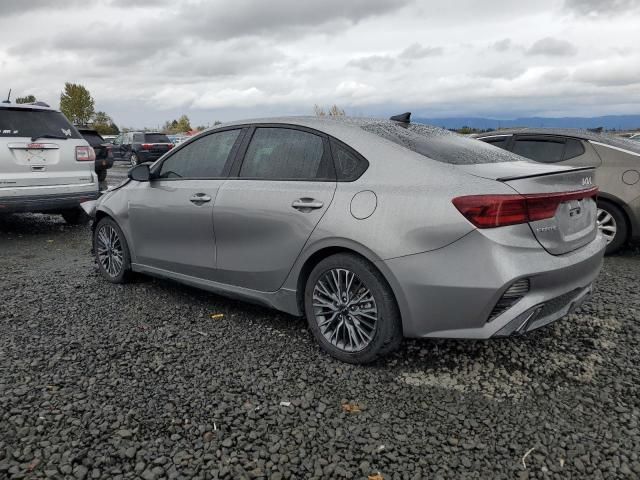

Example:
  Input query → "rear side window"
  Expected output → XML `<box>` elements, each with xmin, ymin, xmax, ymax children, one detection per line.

<box><xmin>483</xmin><ymin>137</ymin><xmax>510</xmax><ymax>150</ymax></box>
<box><xmin>0</xmin><ymin>108</ymin><xmax>82</xmax><ymax>139</ymax></box>
<box><xmin>145</xmin><ymin>133</ymin><xmax>171</xmax><ymax>143</ymax></box>
<box><xmin>159</xmin><ymin>129</ymin><xmax>240</xmax><ymax>179</ymax></box>
<box><xmin>361</xmin><ymin>123</ymin><xmax>516</xmax><ymax>164</ymax></box>
<box><xmin>330</xmin><ymin>139</ymin><xmax>368</xmax><ymax>181</ymax></box>
<box><xmin>563</xmin><ymin>138</ymin><xmax>585</xmax><ymax>160</ymax></box>
<box><xmin>513</xmin><ymin>138</ymin><xmax>565</xmax><ymax>163</ymax></box>
<box><xmin>240</xmin><ymin>128</ymin><xmax>330</xmax><ymax>180</ymax></box>
<box><xmin>80</xmin><ymin>131</ymin><xmax>104</xmax><ymax>146</ymax></box>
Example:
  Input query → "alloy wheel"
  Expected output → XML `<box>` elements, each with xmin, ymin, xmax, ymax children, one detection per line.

<box><xmin>96</xmin><ymin>224</ymin><xmax>124</xmax><ymax>277</ymax></box>
<box><xmin>312</xmin><ymin>268</ymin><xmax>378</xmax><ymax>353</ymax></box>
<box><xmin>597</xmin><ymin>208</ymin><xmax>617</xmax><ymax>244</ymax></box>
<box><xmin>130</xmin><ymin>154</ymin><xmax>138</xmax><ymax>167</ymax></box>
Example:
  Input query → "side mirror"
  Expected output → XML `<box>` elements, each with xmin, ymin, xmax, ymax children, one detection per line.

<box><xmin>128</xmin><ymin>163</ymin><xmax>151</xmax><ymax>182</ymax></box>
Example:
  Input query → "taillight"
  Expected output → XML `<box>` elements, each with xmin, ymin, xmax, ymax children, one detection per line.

<box><xmin>168</xmin><ymin>143</ymin><xmax>174</xmax><ymax>149</ymax></box>
<box><xmin>76</xmin><ymin>146</ymin><xmax>96</xmax><ymax>162</ymax></box>
<box><xmin>141</xmin><ymin>143</ymin><xmax>153</xmax><ymax>150</ymax></box>
<box><xmin>452</xmin><ymin>187</ymin><xmax>598</xmax><ymax>228</ymax></box>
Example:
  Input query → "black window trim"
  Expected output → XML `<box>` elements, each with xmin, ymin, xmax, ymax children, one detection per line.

<box><xmin>328</xmin><ymin>137</ymin><xmax>370</xmax><ymax>182</ymax></box>
<box><xmin>227</xmin><ymin>123</ymin><xmax>337</xmax><ymax>182</ymax></box>
<box><xmin>150</xmin><ymin>126</ymin><xmax>248</xmax><ymax>181</ymax></box>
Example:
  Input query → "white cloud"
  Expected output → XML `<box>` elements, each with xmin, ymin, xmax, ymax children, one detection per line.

<box><xmin>0</xmin><ymin>0</ymin><xmax>639</xmax><ymax>126</ymax></box>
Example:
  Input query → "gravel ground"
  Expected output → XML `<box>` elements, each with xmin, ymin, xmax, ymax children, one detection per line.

<box><xmin>1</xmin><ymin>207</ymin><xmax>639</xmax><ymax>479</ymax></box>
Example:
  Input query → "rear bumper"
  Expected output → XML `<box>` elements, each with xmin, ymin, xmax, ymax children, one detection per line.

<box><xmin>138</xmin><ymin>151</ymin><xmax>165</xmax><ymax>163</ymax></box>
<box><xmin>380</xmin><ymin>229</ymin><xmax>607</xmax><ymax>339</ymax></box>
<box><xmin>0</xmin><ymin>190</ymin><xmax>99</xmax><ymax>213</ymax></box>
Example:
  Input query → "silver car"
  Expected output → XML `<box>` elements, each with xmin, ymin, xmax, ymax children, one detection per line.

<box><xmin>476</xmin><ymin>129</ymin><xmax>640</xmax><ymax>254</ymax></box>
<box><xmin>87</xmin><ymin>115</ymin><xmax>606</xmax><ymax>363</ymax></box>
<box><xmin>0</xmin><ymin>102</ymin><xmax>99</xmax><ymax>223</ymax></box>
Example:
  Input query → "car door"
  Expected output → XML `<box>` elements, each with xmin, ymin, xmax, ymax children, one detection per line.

<box><xmin>213</xmin><ymin>126</ymin><xmax>337</xmax><ymax>291</ymax></box>
<box><xmin>111</xmin><ymin>134</ymin><xmax>124</xmax><ymax>161</ymax></box>
<box><xmin>126</xmin><ymin>128</ymin><xmax>245</xmax><ymax>279</ymax></box>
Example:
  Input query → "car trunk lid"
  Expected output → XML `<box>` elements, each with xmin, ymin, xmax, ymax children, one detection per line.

<box><xmin>459</xmin><ymin>162</ymin><xmax>598</xmax><ymax>255</ymax></box>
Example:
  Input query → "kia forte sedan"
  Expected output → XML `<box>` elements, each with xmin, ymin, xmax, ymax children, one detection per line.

<box><xmin>85</xmin><ymin>115</ymin><xmax>606</xmax><ymax>363</ymax></box>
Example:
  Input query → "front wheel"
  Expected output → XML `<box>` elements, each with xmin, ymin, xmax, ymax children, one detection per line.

<box><xmin>130</xmin><ymin>153</ymin><xmax>140</xmax><ymax>167</ymax></box>
<box><xmin>304</xmin><ymin>253</ymin><xmax>402</xmax><ymax>364</ymax></box>
<box><xmin>93</xmin><ymin>217</ymin><xmax>132</xmax><ymax>283</ymax></box>
<box><xmin>597</xmin><ymin>201</ymin><xmax>628</xmax><ymax>255</ymax></box>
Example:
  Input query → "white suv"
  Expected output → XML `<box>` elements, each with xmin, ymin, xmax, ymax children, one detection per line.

<box><xmin>0</xmin><ymin>102</ymin><xmax>99</xmax><ymax>224</ymax></box>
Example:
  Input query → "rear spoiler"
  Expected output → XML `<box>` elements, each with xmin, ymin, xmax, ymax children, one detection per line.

<box><xmin>496</xmin><ymin>166</ymin><xmax>594</xmax><ymax>182</ymax></box>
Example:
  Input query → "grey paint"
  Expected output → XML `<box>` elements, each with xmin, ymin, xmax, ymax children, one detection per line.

<box><xmin>476</xmin><ymin>130</ymin><xmax>640</xmax><ymax>240</ymax></box>
<box><xmin>94</xmin><ymin>117</ymin><xmax>607</xmax><ymax>339</ymax></box>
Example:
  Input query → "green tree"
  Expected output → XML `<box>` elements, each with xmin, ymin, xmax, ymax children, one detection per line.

<box><xmin>16</xmin><ymin>94</ymin><xmax>36</xmax><ymax>104</ymax></box>
<box><xmin>162</xmin><ymin>115</ymin><xmax>192</xmax><ymax>134</ymax></box>
<box><xmin>92</xmin><ymin>111</ymin><xmax>119</xmax><ymax>135</ymax></box>
<box><xmin>176</xmin><ymin>114</ymin><xmax>192</xmax><ymax>132</ymax></box>
<box><xmin>59</xmin><ymin>83</ymin><xmax>95</xmax><ymax>125</ymax></box>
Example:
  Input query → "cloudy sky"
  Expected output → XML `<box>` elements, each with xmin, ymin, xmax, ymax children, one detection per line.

<box><xmin>1</xmin><ymin>0</ymin><xmax>639</xmax><ymax>127</ymax></box>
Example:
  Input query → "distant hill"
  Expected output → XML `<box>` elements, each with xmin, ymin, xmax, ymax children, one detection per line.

<box><xmin>413</xmin><ymin>115</ymin><xmax>640</xmax><ymax>130</ymax></box>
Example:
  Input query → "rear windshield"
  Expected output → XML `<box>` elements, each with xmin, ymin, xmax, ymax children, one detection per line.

<box><xmin>144</xmin><ymin>133</ymin><xmax>171</xmax><ymax>143</ymax></box>
<box><xmin>0</xmin><ymin>108</ymin><xmax>82</xmax><ymax>139</ymax></box>
<box><xmin>361</xmin><ymin>122</ymin><xmax>516</xmax><ymax>165</ymax></box>
<box><xmin>79</xmin><ymin>131</ymin><xmax>105</xmax><ymax>146</ymax></box>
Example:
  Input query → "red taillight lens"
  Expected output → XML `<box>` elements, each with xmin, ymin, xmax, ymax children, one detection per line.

<box><xmin>452</xmin><ymin>187</ymin><xmax>598</xmax><ymax>228</ymax></box>
<box><xmin>141</xmin><ymin>143</ymin><xmax>153</xmax><ymax>150</ymax></box>
<box><xmin>168</xmin><ymin>143</ymin><xmax>174</xmax><ymax>149</ymax></box>
<box><xmin>76</xmin><ymin>146</ymin><xmax>96</xmax><ymax>162</ymax></box>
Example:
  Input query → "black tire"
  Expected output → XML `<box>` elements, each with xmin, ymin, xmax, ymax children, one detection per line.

<box><xmin>598</xmin><ymin>200</ymin><xmax>628</xmax><ymax>255</ymax></box>
<box><xmin>97</xmin><ymin>170</ymin><xmax>107</xmax><ymax>182</ymax></box>
<box><xmin>93</xmin><ymin>217</ymin><xmax>132</xmax><ymax>283</ymax></box>
<box><xmin>304</xmin><ymin>253</ymin><xmax>402</xmax><ymax>364</ymax></box>
<box><xmin>61</xmin><ymin>208</ymin><xmax>90</xmax><ymax>225</ymax></box>
<box><xmin>130</xmin><ymin>153</ymin><xmax>139</xmax><ymax>166</ymax></box>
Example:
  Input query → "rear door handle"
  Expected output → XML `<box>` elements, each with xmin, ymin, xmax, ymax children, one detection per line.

<box><xmin>292</xmin><ymin>198</ymin><xmax>324</xmax><ymax>211</ymax></box>
<box><xmin>190</xmin><ymin>193</ymin><xmax>212</xmax><ymax>205</ymax></box>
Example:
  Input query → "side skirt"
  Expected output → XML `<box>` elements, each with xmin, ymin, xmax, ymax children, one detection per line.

<box><xmin>131</xmin><ymin>263</ymin><xmax>301</xmax><ymax>316</ymax></box>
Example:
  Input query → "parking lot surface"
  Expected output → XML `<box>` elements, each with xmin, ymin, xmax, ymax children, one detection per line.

<box><xmin>1</xmin><ymin>184</ymin><xmax>639</xmax><ymax>478</ymax></box>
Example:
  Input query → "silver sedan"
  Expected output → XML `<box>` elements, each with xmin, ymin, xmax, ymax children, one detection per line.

<box><xmin>86</xmin><ymin>115</ymin><xmax>606</xmax><ymax>363</ymax></box>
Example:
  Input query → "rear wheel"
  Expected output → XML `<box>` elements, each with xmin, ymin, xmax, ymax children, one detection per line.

<box><xmin>130</xmin><ymin>153</ymin><xmax>139</xmax><ymax>167</ymax></box>
<box><xmin>304</xmin><ymin>253</ymin><xmax>402</xmax><ymax>364</ymax></box>
<box><xmin>61</xmin><ymin>208</ymin><xmax>90</xmax><ymax>225</ymax></box>
<box><xmin>97</xmin><ymin>170</ymin><xmax>107</xmax><ymax>182</ymax></box>
<box><xmin>93</xmin><ymin>217</ymin><xmax>132</xmax><ymax>283</ymax></box>
<box><xmin>597</xmin><ymin>200</ymin><xmax>628</xmax><ymax>255</ymax></box>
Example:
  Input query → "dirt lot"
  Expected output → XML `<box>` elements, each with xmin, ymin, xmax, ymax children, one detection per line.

<box><xmin>1</xmin><ymin>210</ymin><xmax>639</xmax><ymax>480</ymax></box>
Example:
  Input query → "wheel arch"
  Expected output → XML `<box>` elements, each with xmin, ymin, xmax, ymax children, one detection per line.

<box><xmin>289</xmin><ymin>240</ymin><xmax>408</xmax><ymax>334</ymax></box>
<box><xmin>92</xmin><ymin>208</ymin><xmax>136</xmax><ymax>261</ymax></box>
<box><xmin>597</xmin><ymin>192</ymin><xmax>635</xmax><ymax>241</ymax></box>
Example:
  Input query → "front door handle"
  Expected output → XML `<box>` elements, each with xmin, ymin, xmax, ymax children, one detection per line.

<box><xmin>190</xmin><ymin>193</ymin><xmax>212</xmax><ymax>205</ymax></box>
<box><xmin>292</xmin><ymin>198</ymin><xmax>324</xmax><ymax>211</ymax></box>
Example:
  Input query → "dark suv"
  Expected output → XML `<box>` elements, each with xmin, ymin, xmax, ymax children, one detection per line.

<box><xmin>110</xmin><ymin>132</ymin><xmax>174</xmax><ymax>166</ymax></box>
<box><xmin>77</xmin><ymin>128</ymin><xmax>113</xmax><ymax>184</ymax></box>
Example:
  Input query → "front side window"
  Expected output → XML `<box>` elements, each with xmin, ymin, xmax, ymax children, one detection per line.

<box><xmin>513</xmin><ymin>138</ymin><xmax>565</xmax><ymax>163</ymax></box>
<box><xmin>158</xmin><ymin>129</ymin><xmax>241</xmax><ymax>179</ymax></box>
<box><xmin>239</xmin><ymin>128</ymin><xmax>327</xmax><ymax>180</ymax></box>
